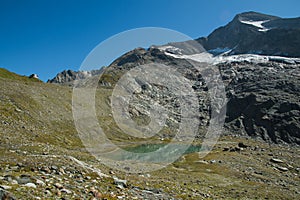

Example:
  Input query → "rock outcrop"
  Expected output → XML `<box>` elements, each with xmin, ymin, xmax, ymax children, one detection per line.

<box><xmin>47</xmin><ymin>69</ymin><xmax>104</xmax><ymax>86</ymax></box>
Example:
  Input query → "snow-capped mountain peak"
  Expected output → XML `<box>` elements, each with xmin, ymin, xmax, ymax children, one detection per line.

<box><xmin>197</xmin><ymin>11</ymin><xmax>300</xmax><ymax>57</ymax></box>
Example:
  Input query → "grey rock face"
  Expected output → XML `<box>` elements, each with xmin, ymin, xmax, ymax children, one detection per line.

<box><xmin>197</xmin><ymin>11</ymin><xmax>300</xmax><ymax>57</ymax></box>
<box><xmin>100</xmin><ymin>46</ymin><xmax>212</xmax><ymax>139</ymax></box>
<box><xmin>220</xmin><ymin>60</ymin><xmax>300</xmax><ymax>145</ymax></box>
<box><xmin>99</xmin><ymin>43</ymin><xmax>300</xmax><ymax>145</ymax></box>
<box><xmin>47</xmin><ymin>69</ymin><xmax>104</xmax><ymax>86</ymax></box>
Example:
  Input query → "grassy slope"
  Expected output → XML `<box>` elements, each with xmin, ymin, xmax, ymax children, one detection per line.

<box><xmin>0</xmin><ymin>73</ymin><xmax>81</xmax><ymax>151</ymax></box>
<box><xmin>0</xmin><ymin>68</ymin><xmax>299</xmax><ymax>199</ymax></box>
<box><xmin>0</xmin><ymin>68</ymin><xmax>42</xmax><ymax>82</ymax></box>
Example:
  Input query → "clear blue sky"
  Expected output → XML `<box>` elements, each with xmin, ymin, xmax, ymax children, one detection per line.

<box><xmin>0</xmin><ymin>0</ymin><xmax>299</xmax><ymax>81</ymax></box>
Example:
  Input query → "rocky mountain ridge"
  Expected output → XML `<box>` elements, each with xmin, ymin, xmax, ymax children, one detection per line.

<box><xmin>47</xmin><ymin>11</ymin><xmax>300</xmax><ymax>145</ymax></box>
<box><xmin>47</xmin><ymin>68</ymin><xmax>104</xmax><ymax>86</ymax></box>
<box><xmin>197</xmin><ymin>11</ymin><xmax>300</xmax><ymax>57</ymax></box>
<box><xmin>49</xmin><ymin>11</ymin><xmax>300</xmax><ymax>85</ymax></box>
<box><xmin>94</xmin><ymin>43</ymin><xmax>300</xmax><ymax>145</ymax></box>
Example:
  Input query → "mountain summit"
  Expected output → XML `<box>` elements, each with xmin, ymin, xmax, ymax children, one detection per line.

<box><xmin>49</xmin><ymin>12</ymin><xmax>300</xmax><ymax>85</ymax></box>
<box><xmin>47</xmin><ymin>11</ymin><xmax>300</xmax><ymax>145</ymax></box>
<box><xmin>197</xmin><ymin>11</ymin><xmax>300</xmax><ymax>57</ymax></box>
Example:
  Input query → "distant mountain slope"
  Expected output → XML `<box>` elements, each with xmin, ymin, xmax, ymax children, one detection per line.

<box><xmin>0</xmin><ymin>68</ymin><xmax>41</xmax><ymax>82</ymax></box>
<box><xmin>197</xmin><ymin>11</ymin><xmax>300</xmax><ymax>57</ymax></box>
<box><xmin>95</xmin><ymin>43</ymin><xmax>300</xmax><ymax>145</ymax></box>
<box><xmin>49</xmin><ymin>12</ymin><xmax>300</xmax><ymax>85</ymax></box>
<box><xmin>47</xmin><ymin>68</ymin><xmax>104</xmax><ymax>86</ymax></box>
<box><xmin>0</xmin><ymin>69</ymin><xmax>80</xmax><ymax>150</ymax></box>
<box><xmin>46</xmin><ymin>11</ymin><xmax>300</xmax><ymax>145</ymax></box>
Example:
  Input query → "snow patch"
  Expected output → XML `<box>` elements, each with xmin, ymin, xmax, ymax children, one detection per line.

<box><xmin>157</xmin><ymin>45</ymin><xmax>214</xmax><ymax>63</ymax></box>
<box><xmin>157</xmin><ymin>45</ymin><xmax>173</xmax><ymax>51</ymax></box>
<box><xmin>164</xmin><ymin>51</ymin><xmax>214</xmax><ymax>63</ymax></box>
<box><xmin>214</xmin><ymin>54</ymin><xmax>300</xmax><ymax>65</ymax></box>
<box><xmin>240</xmin><ymin>20</ymin><xmax>270</xmax><ymax>32</ymax></box>
<box><xmin>208</xmin><ymin>47</ymin><xmax>232</xmax><ymax>55</ymax></box>
<box><xmin>157</xmin><ymin>45</ymin><xmax>183</xmax><ymax>55</ymax></box>
<box><xmin>157</xmin><ymin>45</ymin><xmax>300</xmax><ymax>66</ymax></box>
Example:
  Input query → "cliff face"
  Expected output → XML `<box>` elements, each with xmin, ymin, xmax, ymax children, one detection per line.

<box><xmin>96</xmin><ymin>42</ymin><xmax>300</xmax><ymax>145</ymax></box>
<box><xmin>197</xmin><ymin>12</ymin><xmax>300</xmax><ymax>57</ymax></box>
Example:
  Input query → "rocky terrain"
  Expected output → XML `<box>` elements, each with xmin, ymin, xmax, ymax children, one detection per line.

<box><xmin>1</xmin><ymin>60</ymin><xmax>300</xmax><ymax>200</ymax></box>
<box><xmin>92</xmin><ymin>43</ymin><xmax>300</xmax><ymax>146</ymax></box>
<box><xmin>221</xmin><ymin>59</ymin><xmax>300</xmax><ymax>145</ymax></box>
